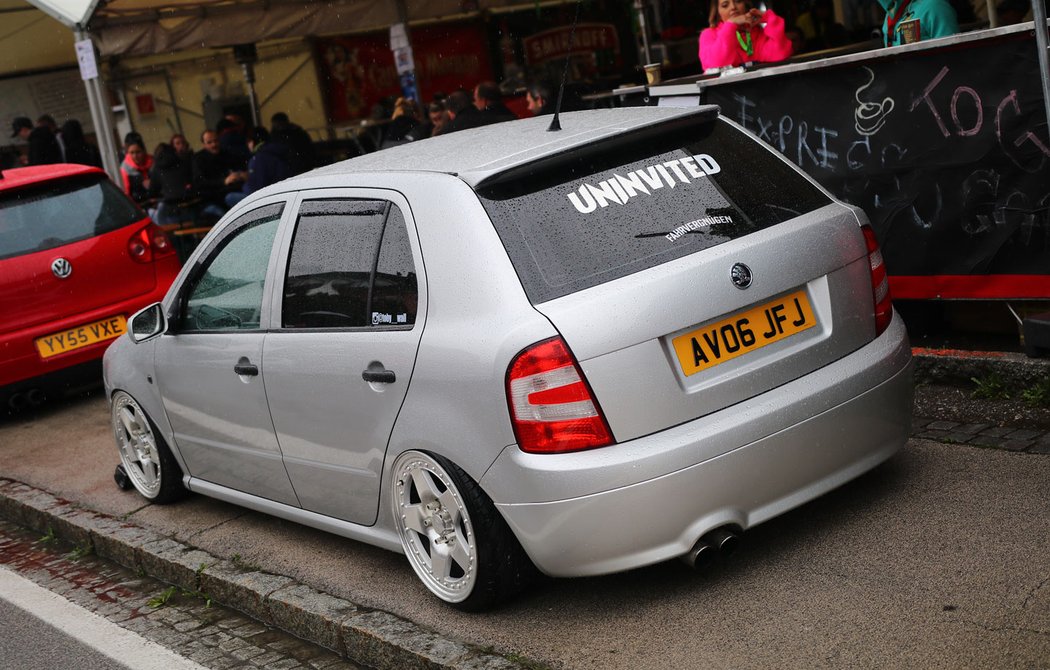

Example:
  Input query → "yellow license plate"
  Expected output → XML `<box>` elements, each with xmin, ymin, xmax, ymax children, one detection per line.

<box><xmin>672</xmin><ymin>290</ymin><xmax>817</xmax><ymax>376</ymax></box>
<box><xmin>35</xmin><ymin>315</ymin><xmax>127</xmax><ymax>359</ymax></box>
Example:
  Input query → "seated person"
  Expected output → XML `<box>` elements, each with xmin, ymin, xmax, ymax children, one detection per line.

<box><xmin>878</xmin><ymin>0</ymin><xmax>958</xmax><ymax>46</ymax></box>
<box><xmin>699</xmin><ymin>0</ymin><xmax>793</xmax><ymax>70</ymax></box>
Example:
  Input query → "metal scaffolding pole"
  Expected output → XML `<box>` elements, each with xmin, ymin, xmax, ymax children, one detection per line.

<box><xmin>75</xmin><ymin>29</ymin><xmax>120</xmax><ymax>183</ymax></box>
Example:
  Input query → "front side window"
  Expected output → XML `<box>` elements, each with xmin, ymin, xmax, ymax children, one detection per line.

<box><xmin>282</xmin><ymin>199</ymin><xmax>417</xmax><ymax>329</ymax></box>
<box><xmin>180</xmin><ymin>203</ymin><xmax>283</xmax><ymax>332</ymax></box>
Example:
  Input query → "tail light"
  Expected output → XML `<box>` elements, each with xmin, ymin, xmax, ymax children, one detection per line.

<box><xmin>128</xmin><ymin>223</ymin><xmax>176</xmax><ymax>263</ymax></box>
<box><xmin>862</xmin><ymin>225</ymin><xmax>892</xmax><ymax>336</ymax></box>
<box><xmin>507</xmin><ymin>336</ymin><xmax>614</xmax><ymax>454</ymax></box>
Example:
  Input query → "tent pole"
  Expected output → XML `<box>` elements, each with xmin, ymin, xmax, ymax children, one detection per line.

<box><xmin>75</xmin><ymin>29</ymin><xmax>121</xmax><ymax>183</ymax></box>
<box><xmin>1034</xmin><ymin>0</ymin><xmax>1050</xmax><ymax>137</ymax></box>
<box><xmin>634</xmin><ymin>0</ymin><xmax>653</xmax><ymax>65</ymax></box>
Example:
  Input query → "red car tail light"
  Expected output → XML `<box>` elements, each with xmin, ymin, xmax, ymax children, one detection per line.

<box><xmin>507</xmin><ymin>336</ymin><xmax>614</xmax><ymax>454</ymax></box>
<box><xmin>128</xmin><ymin>223</ymin><xmax>176</xmax><ymax>263</ymax></box>
<box><xmin>862</xmin><ymin>225</ymin><xmax>892</xmax><ymax>336</ymax></box>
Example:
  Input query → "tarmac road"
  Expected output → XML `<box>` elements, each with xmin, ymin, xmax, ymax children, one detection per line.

<box><xmin>1</xmin><ymin>392</ymin><xmax>1048</xmax><ymax>669</ymax></box>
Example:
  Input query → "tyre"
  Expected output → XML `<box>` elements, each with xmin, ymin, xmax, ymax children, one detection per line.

<box><xmin>390</xmin><ymin>450</ymin><xmax>535</xmax><ymax>611</ymax></box>
<box><xmin>111</xmin><ymin>391</ymin><xmax>187</xmax><ymax>504</ymax></box>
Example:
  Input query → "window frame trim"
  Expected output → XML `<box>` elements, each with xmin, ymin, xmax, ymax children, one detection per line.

<box><xmin>268</xmin><ymin>187</ymin><xmax>425</xmax><ymax>335</ymax></box>
<box><xmin>164</xmin><ymin>196</ymin><xmax>293</xmax><ymax>336</ymax></box>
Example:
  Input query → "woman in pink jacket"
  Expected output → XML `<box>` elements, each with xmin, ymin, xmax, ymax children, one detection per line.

<box><xmin>698</xmin><ymin>0</ymin><xmax>793</xmax><ymax>70</ymax></box>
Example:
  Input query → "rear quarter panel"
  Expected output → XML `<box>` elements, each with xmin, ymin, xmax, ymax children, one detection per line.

<box><xmin>370</xmin><ymin>173</ymin><xmax>555</xmax><ymax>527</ymax></box>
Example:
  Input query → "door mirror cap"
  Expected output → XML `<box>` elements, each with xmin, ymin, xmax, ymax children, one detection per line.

<box><xmin>129</xmin><ymin>303</ymin><xmax>167</xmax><ymax>343</ymax></box>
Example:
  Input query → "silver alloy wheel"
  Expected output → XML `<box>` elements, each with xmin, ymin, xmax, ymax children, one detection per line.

<box><xmin>111</xmin><ymin>392</ymin><xmax>162</xmax><ymax>499</ymax></box>
<box><xmin>391</xmin><ymin>451</ymin><xmax>478</xmax><ymax>603</ymax></box>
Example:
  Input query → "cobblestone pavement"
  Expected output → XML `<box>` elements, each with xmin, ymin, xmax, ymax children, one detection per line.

<box><xmin>0</xmin><ymin>519</ymin><xmax>364</xmax><ymax>670</ymax></box>
<box><xmin>911</xmin><ymin>417</ymin><xmax>1050</xmax><ymax>454</ymax></box>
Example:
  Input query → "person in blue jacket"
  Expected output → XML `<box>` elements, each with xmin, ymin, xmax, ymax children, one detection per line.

<box><xmin>878</xmin><ymin>0</ymin><xmax>959</xmax><ymax>46</ymax></box>
<box><xmin>224</xmin><ymin>127</ymin><xmax>291</xmax><ymax>209</ymax></box>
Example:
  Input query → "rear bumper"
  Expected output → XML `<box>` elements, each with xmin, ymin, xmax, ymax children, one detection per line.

<box><xmin>483</xmin><ymin>314</ymin><xmax>913</xmax><ymax>577</ymax></box>
<box><xmin>0</xmin><ymin>264</ymin><xmax>177</xmax><ymax>390</ymax></box>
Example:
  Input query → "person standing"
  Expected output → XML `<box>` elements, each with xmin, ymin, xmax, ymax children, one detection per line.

<box><xmin>439</xmin><ymin>90</ymin><xmax>487</xmax><ymax>135</ymax></box>
<box><xmin>878</xmin><ymin>0</ymin><xmax>958</xmax><ymax>46</ymax></box>
<box><xmin>269</xmin><ymin>112</ymin><xmax>316</xmax><ymax>175</ymax></box>
<box><xmin>38</xmin><ymin>115</ymin><xmax>65</xmax><ymax>162</ymax></box>
<box><xmin>59</xmin><ymin>119</ymin><xmax>102</xmax><ymax>168</ymax></box>
<box><xmin>473</xmin><ymin>82</ymin><xmax>518</xmax><ymax>124</ymax></box>
<box><xmin>698</xmin><ymin>0</ymin><xmax>793</xmax><ymax>70</ymax></box>
<box><xmin>10</xmin><ymin>116</ymin><xmax>62</xmax><ymax>166</ymax></box>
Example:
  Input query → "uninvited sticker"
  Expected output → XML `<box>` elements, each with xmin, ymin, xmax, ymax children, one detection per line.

<box><xmin>566</xmin><ymin>154</ymin><xmax>721</xmax><ymax>214</ymax></box>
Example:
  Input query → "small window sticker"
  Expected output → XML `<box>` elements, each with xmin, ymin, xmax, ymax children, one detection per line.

<box><xmin>372</xmin><ymin>312</ymin><xmax>410</xmax><ymax>325</ymax></box>
<box><xmin>665</xmin><ymin>215</ymin><xmax>734</xmax><ymax>242</ymax></box>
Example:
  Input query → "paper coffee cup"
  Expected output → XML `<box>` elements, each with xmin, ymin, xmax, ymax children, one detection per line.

<box><xmin>644</xmin><ymin>63</ymin><xmax>662</xmax><ymax>86</ymax></box>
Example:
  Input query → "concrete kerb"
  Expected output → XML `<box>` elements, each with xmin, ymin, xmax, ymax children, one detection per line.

<box><xmin>912</xmin><ymin>347</ymin><xmax>1050</xmax><ymax>387</ymax></box>
<box><xmin>0</xmin><ymin>477</ymin><xmax>536</xmax><ymax>670</ymax></box>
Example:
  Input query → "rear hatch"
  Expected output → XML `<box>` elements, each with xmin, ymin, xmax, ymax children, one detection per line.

<box><xmin>0</xmin><ymin>173</ymin><xmax>156</xmax><ymax>335</ymax></box>
<box><xmin>476</xmin><ymin>116</ymin><xmax>876</xmax><ymax>442</ymax></box>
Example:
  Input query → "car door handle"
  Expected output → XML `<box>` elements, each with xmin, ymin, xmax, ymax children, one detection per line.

<box><xmin>234</xmin><ymin>358</ymin><xmax>259</xmax><ymax>376</ymax></box>
<box><xmin>362</xmin><ymin>368</ymin><xmax>396</xmax><ymax>384</ymax></box>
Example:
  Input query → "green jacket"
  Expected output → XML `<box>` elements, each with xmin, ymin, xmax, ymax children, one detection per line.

<box><xmin>879</xmin><ymin>0</ymin><xmax>959</xmax><ymax>46</ymax></box>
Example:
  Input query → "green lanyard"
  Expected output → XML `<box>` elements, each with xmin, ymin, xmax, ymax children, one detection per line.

<box><xmin>736</xmin><ymin>29</ymin><xmax>754</xmax><ymax>56</ymax></box>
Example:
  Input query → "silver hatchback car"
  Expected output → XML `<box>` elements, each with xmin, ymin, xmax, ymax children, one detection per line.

<box><xmin>105</xmin><ymin>106</ymin><xmax>912</xmax><ymax>610</ymax></box>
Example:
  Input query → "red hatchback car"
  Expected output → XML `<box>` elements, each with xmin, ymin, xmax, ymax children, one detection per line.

<box><xmin>0</xmin><ymin>164</ymin><xmax>181</xmax><ymax>411</ymax></box>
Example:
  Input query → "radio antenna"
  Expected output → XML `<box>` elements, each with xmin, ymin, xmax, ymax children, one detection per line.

<box><xmin>547</xmin><ymin>0</ymin><xmax>582</xmax><ymax>132</ymax></box>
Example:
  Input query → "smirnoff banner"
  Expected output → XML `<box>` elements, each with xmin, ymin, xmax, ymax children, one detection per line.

<box><xmin>700</xmin><ymin>30</ymin><xmax>1050</xmax><ymax>300</ymax></box>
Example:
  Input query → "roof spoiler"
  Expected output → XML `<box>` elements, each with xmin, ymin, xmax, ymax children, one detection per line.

<box><xmin>474</xmin><ymin>105</ymin><xmax>720</xmax><ymax>192</ymax></box>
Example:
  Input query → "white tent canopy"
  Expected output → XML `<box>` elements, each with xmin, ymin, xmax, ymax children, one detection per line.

<box><xmin>76</xmin><ymin>0</ymin><xmax>560</xmax><ymax>57</ymax></box>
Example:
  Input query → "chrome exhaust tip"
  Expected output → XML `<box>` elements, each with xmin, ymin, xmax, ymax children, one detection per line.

<box><xmin>26</xmin><ymin>388</ymin><xmax>45</xmax><ymax>407</ymax></box>
<box><xmin>681</xmin><ymin>527</ymin><xmax>741</xmax><ymax>570</ymax></box>
<box><xmin>7</xmin><ymin>393</ymin><xmax>28</xmax><ymax>411</ymax></box>
<box><xmin>680</xmin><ymin>539</ymin><xmax>717</xmax><ymax>570</ymax></box>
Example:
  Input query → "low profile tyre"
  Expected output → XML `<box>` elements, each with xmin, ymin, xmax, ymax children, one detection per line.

<box><xmin>390</xmin><ymin>450</ymin><xmax>535</xmax><ymax>611</ymax></box>
<box><xmin>111</xmin><ymin>391</ymin><xmax>187</xmax><ymax>504</ymax></box>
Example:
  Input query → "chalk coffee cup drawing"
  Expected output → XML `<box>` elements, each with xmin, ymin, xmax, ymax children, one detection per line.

<box><xmin>644</xmin><ymin>63</ymin><xmax>662</xmax><ymax>86</ymax></box>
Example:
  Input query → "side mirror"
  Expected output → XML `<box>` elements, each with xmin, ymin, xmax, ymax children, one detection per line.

<box><xmin>128</xmin><ymin>303</ymin><xmax>166</xmax><ymax>343</ymax></box>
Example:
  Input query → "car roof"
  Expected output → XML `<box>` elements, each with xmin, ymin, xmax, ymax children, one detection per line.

<box><xmin>0</xmin><ymin>164</ymin><xmax>105</xmax><ymax>193</ymax></box>
<box><xmin>308</xmin><ymin>106</ymin><xmax>721</xmax><ymax>188</ymax></box>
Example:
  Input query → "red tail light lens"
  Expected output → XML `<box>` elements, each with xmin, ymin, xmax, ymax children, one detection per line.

<box><xmin>507</xmin><ymin>337</ymin><xmax>614</xmax><ymax>454</ymax></box>
<box><xmin>128</xmin><ymin>223</ymin><xmax>176</xmax><ymax>264</ymax></box>
<box><xmin>862</xmin><ymin>225</ymin><xmax>892</xmax><ymax>336</ymax></box>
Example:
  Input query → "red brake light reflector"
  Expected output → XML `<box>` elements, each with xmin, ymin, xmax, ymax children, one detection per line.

<box><xmin>128</xmin><ymin>223</ymin><xmax>176</xmax><ymax>263</ymax></box>
<box><xmin>862</xmin><ymin>225</ymin><xmax>892</xmax><ymax>336</ymax></box>
<box><xmin>507</xmin><ymin>337</ymin><xmax>614</xmax><ymax>454</ymax></box>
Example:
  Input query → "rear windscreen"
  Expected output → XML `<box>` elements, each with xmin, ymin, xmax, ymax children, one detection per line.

<box><xmin>0</xmin><ymin>174</ymin><xmax>144</xmax><ymax>261</ymax></box>
<box><xmin>476</xmin><ymin>118</ymin><xmax>832</xmax><ymax>303</ymax></box>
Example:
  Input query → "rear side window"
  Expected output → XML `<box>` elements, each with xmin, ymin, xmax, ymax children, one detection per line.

<box><xmin>0</xmin><ymin>175</ymin><xmax>142</xmax><ymax>261</ymax></box>
<box><xmin>476</xmin><ymin>118</ymin><xmax>831</xmax><ymax>303</ymax></box>
<box><xmin>281</xmin><ymin>199</ymin><xmax>417</xmax><ymax>329</ymax></box>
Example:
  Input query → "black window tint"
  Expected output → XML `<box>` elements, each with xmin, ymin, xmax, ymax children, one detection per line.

<box><xmin>0</xmin><ymin>175</ymin><xmax>143</xmax><ymax>261</ymax></box>
<box><xmin>371</xmin><ymin>206</ymin><xmax>418</xmax><ymax>327</ymax></box>
<box><xmin>476</xmin><ymin>118</ymin><xmax>831</xmax><ymax>303</ymax></box>
<box><xmin>282</xmin><ymin>200</ymin><xmax>387</xmax><ymax>329</ymax></box>
<box><xmin>181</xmin><ymin>203</ymin><xmax>283</xmax><ymax>332</ymax></box>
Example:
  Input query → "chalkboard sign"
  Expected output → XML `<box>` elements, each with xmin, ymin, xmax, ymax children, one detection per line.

<box><xmin>701</xmin><ymin>30</ymin><xmax>1050</xmax><ymax>299</ymax></box>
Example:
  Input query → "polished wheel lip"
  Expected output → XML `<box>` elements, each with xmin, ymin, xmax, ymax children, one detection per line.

<box><xmin>391</xmin><ymin>451</ymin><xmax>477</xmax><ymax>603</ymax></box>
<box><xmin>111</xmin><ymin>392</ymin><xmax>162</xmax><ymax>499</ymax></box>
